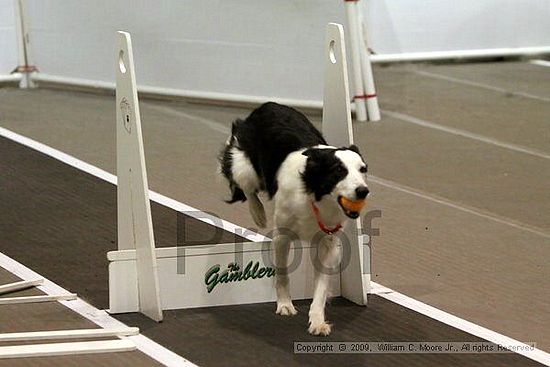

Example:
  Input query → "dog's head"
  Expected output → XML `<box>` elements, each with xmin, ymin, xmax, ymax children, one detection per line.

<box><xmin>302</xmin><ymin>145</ymin><xmax>369</xmax><ymax>219</ymax></box>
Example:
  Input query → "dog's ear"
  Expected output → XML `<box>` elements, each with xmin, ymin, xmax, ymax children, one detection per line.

<box><xmin>302</xmin><ymin>149</ymin><xmax>317</xmax><ymax>158</ymax></box>
<box><xmin>348</xmin><ymin>144</ymin><xmax>361</xmax><ymax>155</ymax></box>
<box><xmin>302</xmin><ymin>148</ymin><xmax>323</xmax><ymax>170</ymax></box>
<box><xmin>302</xmin><ymin>148</ymin><xmax>340</xmax><ymax>201</ymax></box>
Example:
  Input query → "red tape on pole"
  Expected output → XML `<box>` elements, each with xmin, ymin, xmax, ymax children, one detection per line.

<box><xmin>353</xmin><ymin>94</ymin><xmax>377</xmax><ymax>101</ymax></box>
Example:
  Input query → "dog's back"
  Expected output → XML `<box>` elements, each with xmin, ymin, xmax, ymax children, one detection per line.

<box><xmin>219</xmin><ymin>102</ymin><xmax>325</xmax><ymax>226</ymax></box>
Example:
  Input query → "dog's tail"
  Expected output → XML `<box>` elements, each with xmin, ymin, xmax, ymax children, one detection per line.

<box><xmin>218</xmin><ymin>119</ymin><xmax>247</xmax><ymax>204</ymax></box>
<box><xmin>225</xmin><ymin>183</ymin><xmax>246</xmax><ymax>203</ymax></box>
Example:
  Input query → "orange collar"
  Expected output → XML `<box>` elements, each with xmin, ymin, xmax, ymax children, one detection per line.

<box><xmin>310</xmin><ymin>201</ymin><xmax>342</xmax><ymax>235</ymax></box>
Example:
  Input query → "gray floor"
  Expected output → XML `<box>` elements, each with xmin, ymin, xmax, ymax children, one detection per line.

<box><xmin>0</xmin><ymin>60</ymin><xmax>549</xmax><ymax>357</ymax></box>
<box><xmin>1</xmin><ymin>139</ymin><xmax>543</xmax><ymax>367</ymax></box>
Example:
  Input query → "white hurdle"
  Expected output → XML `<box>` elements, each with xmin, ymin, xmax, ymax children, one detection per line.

<box><xmin>323</xmin><ymin>23</ymin><xmax>371</xmax><ymax>304</ymax></box>
<box><xmin>107</xmin><ymin>24</ymin><xmax>371</xmax><ymax>320</ymax></box>
<box><xmin>114</xmin><ymin>31</ymin><xmax>163</xmax><ymax>321</ymax></box>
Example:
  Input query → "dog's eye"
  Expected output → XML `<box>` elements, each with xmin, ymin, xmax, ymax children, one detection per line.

<box><xmin>359</xmin><ymin>165</ymin><xmax>368</xmax><ymax>173</ymax></box>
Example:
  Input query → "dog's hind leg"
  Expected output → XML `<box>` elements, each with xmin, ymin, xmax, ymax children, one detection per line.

<box><xmin>246</xmin><ymin>192</ymin><xmax>267</xmax><ymax>228</ymax></box>
<box><xmin>308</xmin><ymin>236</ymin><xmax>340</xmax><ymax>336</ymax></box>
<box><xmin>273</xmin><ymin>230</ymin><xmax>297</xmax><ymax>316</ymax></box>
<box><xmin>230</xmin><ymin>148</ymin><xmax>266</xmax><ymax>227</ymax></box>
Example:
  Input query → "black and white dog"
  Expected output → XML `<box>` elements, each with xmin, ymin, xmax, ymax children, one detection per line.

<box><xmin>219</xmin><ymin>102</ymin><xmax>369</xmax><ymax>335</ymax></box>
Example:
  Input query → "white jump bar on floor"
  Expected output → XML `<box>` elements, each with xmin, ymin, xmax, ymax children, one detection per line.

<box><xmin>0</xmin><ymin>293</ymin><xmax>77</xmax><ymax>305</ymax></box>
<box><xmin>0</xmin><ymin>327</ymin><xmax>140</xmax><ymax>342</ymax></box>
<box><xmin>0</xmin><ymin>339</ymin><xmax>136</xmax><ymax>359</ymax></box>
<box><xmin>0</xmin><ymin>279</ymin><xmax>43</xmax><ymax>295</ymax></box>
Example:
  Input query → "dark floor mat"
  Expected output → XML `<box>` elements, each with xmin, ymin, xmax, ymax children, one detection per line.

<box><xmin>0</xmin><ymin>136</ymin><xmax>242</xmax><ymax>309</ymax></box>
<box><xmin>115</xmin><ymin>296</ymin><xmax>543</xmax><ymax>367</ymax></box>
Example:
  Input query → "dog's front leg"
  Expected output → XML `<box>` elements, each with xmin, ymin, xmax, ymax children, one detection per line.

<box><xmin>308</xmin><ymin>235</ymin><xmax>340</xmax><ymax>336</ymax></box>
<box><xmin>273</xmin><ymin>231</ymin><xmax>297</xmax><ymax>316</ymax></box>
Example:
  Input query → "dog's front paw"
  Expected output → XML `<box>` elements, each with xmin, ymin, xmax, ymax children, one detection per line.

<box><xmin>276</xmin><ymin>301</ymin><xmax>298</xmax><ymax>316</ymax></box>
<box><xmin>308</xmin><ymin>321</ymin><xmax>332</xmax><ymax>336</ymax></box>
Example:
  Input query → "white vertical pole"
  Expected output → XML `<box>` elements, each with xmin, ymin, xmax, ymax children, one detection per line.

<box><xmin>322</xmin><ymin>23</ymin><xmax>370</xmax><ymax>306</ymax></box>
<box><xmin>116</xmin><ymin>31</ymin><xmax>163</xmax><ymax>322</ymax></box>
<box><xmin>344</xmin><ymin>1</ymin><xmax>368</xmax><ymax>122</ymax></box>
<box><xmin>13</xmin><ymin>0</ymin><xmax>35</xmax><ymax>88</ymax></box>
<box><xmin>357</xmin><ymin>5</ymin><xmax>381</xmax><ymax>121</ymax></box>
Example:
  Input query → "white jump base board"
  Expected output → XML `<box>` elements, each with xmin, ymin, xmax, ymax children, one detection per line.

<box><xmin>107</xmin><ymin>241</ymin><xmax>368</xmax><ymax>313</ymax></box>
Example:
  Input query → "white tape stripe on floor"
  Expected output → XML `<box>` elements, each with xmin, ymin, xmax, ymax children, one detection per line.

<box><xmin>530</xmin><ymin>59</ymin><xmax>550</xmax><ymax>68</ymax></box>
<box><xmin>1</xmin><ymin>124</ymin><xmax>549</xmax><ymax>365</ymax></box>
<box><xmin>413</xmin><ymin>69</ymin><xmax>550</xmax><ymax>103</ymax></box>
<box><xmin>135</xmin><ymin>107</ymin><xmax>550</xmax><ymax>238</ymax></box>
<box><xmin>0</xmin><ymin>251</ymin><xmax>197</xmax><ymax>367</ymax></box>
<box><xmin>145</xmin><ymin>102</ymin><xmax>231</xmax><ymax>135</ymax></box>
<box><xmin>382</xmin><ymin>110</ymin><xmax>550</xmax><ymax>160</ymax></box>
<box><xmin>368</xmin><ymin>175</ymin><xmax>550</xmax><ymax>239</ymax></box>
<box><xmin>0</xmin><ymin>126</ymin><xmax>265</xmax><ymax>243</ymax></box>
<box><xmin>370</xmin><ymin>282</ymin><xmax>550</xmax><ymax>366</ymax></box>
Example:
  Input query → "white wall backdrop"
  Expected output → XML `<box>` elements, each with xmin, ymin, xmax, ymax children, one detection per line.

<box><xmin>1</xmin><ymin>0</ymin><xmax>549</xmax><ymax>101</ymax></box>
<box><xmin>366</xmin><ymin>0</ymin><xmax>550</xmax><ymax>54</ymax></box>
<box><xmin>27</xmin><ymin>0</ymin><xmax>348</xmax><ymax>102</ymax></box>
<box><xmin>0</xmin><ymin>0</ymin><xmax>17</xmax><ymax>75</ymax></box>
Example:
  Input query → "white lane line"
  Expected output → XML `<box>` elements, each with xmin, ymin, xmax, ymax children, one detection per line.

<box><xmin>0</xmin><ymin>251</ymin><xmax>197</xmax><ymax>367</ymax></box>
<box><xmin>1</xmin><ymin>127</ymin><xmax>549</xmax><ymax>365</ymax></box>
<box><xmin>149</xmin><ymin>81</ymin><xmax>550</xmax><ymax>161</ymax></box>
<box><xmin>413</xmin><ymin>69</ymin><xmax>550</xmax><ymax>103</ymax></box>
<box><xmin>368</xmin><ymin>175</ymin><xmax>550</xmax><ymax>239</ymax></box>
<box><xmin>370</xmin><ymin>282</ymin><xmax>550</xmax><ymax>366</ymax></box>
<box><xmin>0</xmin><ymin>126</ymin><xmax>266</xmax><ymax>243</ymax></box>
<box><xmin>135</xmin><ymin>106</ymin><xmax>550</xmax><ymax>236</ymax></box>
<box><xmin>382</xmin><ymin>109</ymin><xmax>550</xmax><ymax>160</ymax></box>
<box><xmin>2</xmin><ymin>117</ymin><xmax>548</xmax><ymax>240</ymax></box>
<box><xmin>529</xmin><ymin>59</ymin><xmax>550</xmax><ymax>68</ymax></box>
<box><xmin>145</xmin><ymin>102</ymin><xmax>231</xmax><ymax>135</ymax></box>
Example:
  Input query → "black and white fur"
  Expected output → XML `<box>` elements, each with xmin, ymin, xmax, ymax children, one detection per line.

<box><xmin>219</xmin><ymin>102</ymin><xmax>369</xmax><ymax>335</ymax></box>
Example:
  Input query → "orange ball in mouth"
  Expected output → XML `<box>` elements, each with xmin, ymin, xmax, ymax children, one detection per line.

<box><xmin>338</xmin><ymin>196</ymin><xmax>367</xmax><ymax>213</ymax></box>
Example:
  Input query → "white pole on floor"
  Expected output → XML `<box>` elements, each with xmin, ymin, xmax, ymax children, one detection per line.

<box><xmin>13</xmin><ymin>0</ymin><xmax>35</xmax><ymax>88</ymax></box>
<box><xmin>0</xmin><ymin>279</ymin><xmax>43</xmax><ymax>295</ymax></box>
<box><xmin>0</xmin><ymin>340</ymin><xmax>136</xmax><ymax>359</ymax></box>
<box><xmin>357</xmin><ymin>6</ymin><xmax>381</xmax><ymax>121</ymax></box>
<box><xmin>0</xmin><ymin>327</ymin><xmax>139</xmax><ymax>342</ymax></box>
<box><xmin>0</xmin><ymin>293</ymin><xmax>77</xmax><ymax>305</ymax></box>
<box><xmin>115</xmin><ymin>31</ymin><xmax>163</xmax><ymax>322</ymax></box>
<box><xmin>322</xmin><ymin>23</ymin><xmax>370</xmax><ymax>305</ymax></box>
<box><xmin>344</xmin><ymin>0</ymin><xmax>368</xmax><ymax>122</ymax></box>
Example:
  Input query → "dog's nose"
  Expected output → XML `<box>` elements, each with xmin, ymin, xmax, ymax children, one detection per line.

<box><xmin>355</xmin><ymin>186</ymin><xmax>369</xmax><ymax>199</ymax></box>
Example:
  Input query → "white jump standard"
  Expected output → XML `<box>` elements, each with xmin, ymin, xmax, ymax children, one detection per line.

<box><xmin>108</xmin><ymin>25</ymin><xmax>371</xmax><ymax>334</ymax></box>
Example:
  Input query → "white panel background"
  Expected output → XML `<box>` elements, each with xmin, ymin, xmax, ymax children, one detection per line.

<box><xmin>1</xmin><ymin>0</ymin><xmax>549</xmax><ymax>100</ymax></box>
<box><xmin>366</xmin><ymin>0</ymin><xmax>550</xmax><ymax>54</ymax></box>
<box><xmin>26</xmin><ymin>0</ymin><xmax>346</xmax><ymax>101</ymax></box>
<box><xmin>0</xmin><ymin>0</ymin><xmax>17</xmax><ymax>75</ymax></box>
